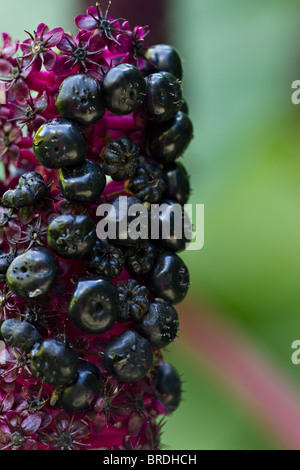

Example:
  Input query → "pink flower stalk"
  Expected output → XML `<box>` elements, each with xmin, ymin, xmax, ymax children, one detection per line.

<box><xmin>0</xmin><ymin>1</ymin><xmax>193</xmax><ymax>451</ymax></box>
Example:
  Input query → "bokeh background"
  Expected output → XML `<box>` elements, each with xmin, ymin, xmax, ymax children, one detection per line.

<box><xmin>2</xmin><ymin>0</ymin><xmax>300</xmax><ymax>450</ymax></box>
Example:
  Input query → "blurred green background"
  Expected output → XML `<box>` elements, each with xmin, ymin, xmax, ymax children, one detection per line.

<box><xmin>2</xmin><ymin>0</ymin><xmax>300</xmax><ymax>450</ymax></box>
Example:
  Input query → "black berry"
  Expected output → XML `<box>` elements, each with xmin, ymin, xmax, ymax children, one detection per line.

<box><xmin>47</xmin><ymin>214</ymin><xmax>96</xmax><ymax>258</ymax></box>
<box><xmin>129</xmin><ymin>162</ymin><xmax>166</xmax><ymax>203</ymax></box>
<box><xmin>1</xmin><ymin>318</ymin><xmax>42</xmax><ymax>352</ymax></box>
<box><xmin>58</xmin><ymin>159</ymin><xmax>106</xmax><ymax>203</ymax></box>
<box><xmin>125</xmin><ymin>240</ymin><xmax>157</xmax><ymax>276</ymax></box>
<box><xmin>1</xmin><ymin>172</ymin><xmax>48</xmax><ymax>209</ymax></box>
<box><xmin>144</xmin><ymin>44</ymin><xmax>183</xmax><ymax>80</ymax></box>
<box><xmin>6</xmin><ymin>247</ymin><xmax>58</xmax><ymax>299</ymax></box>
<box><xmin>30</xmin><ymin>338</ymin><xmax>78</xmax><ymax>386</ymax></box>
<box><xmin>102</xmin><ymin>63</ymin><xmax>146</xmax><ymax>115</ymax></box>
<box><xmin>55</xmin><ymin>73</ymin><xmax>105</xmax><ymax>126</ymax></box>
<box><xmin>60</xmin><ymin>360</ymin><xmax>102</xmax><ymax>413</ymax></box>
<box><xmin>33</xmin><ymin>118</ymin><xmax>87</xmax><ymax>169</ymax></box>
<box><xmin>103</xmin><ymin>329</ymin><xmax>153</xmax><ymax>382</ymax></box>
<box><xmin>144</xmin><ymin>71</ymin><xmax>182</xmax><ymax>123</ymax></box>
<box><xmin>68</xmin><ymin>276</ymin><xmax>119</xmax><ymax>334</ymax></box>
<box><xmin>137</xmin><ymin>300</ymin><xmax>179</xmax><ymax>348</ymax></box>
<box><xmin>154</xmin><ymin>361</ymin><xmax>182</xmax><ymax>412</ymax></box>
<box><xmin>117</xmin><ymin>279</ymin><xmax>149</xmax><ymax>322</ymax></box>
<box><xmin>103</xmin><ymin>136</ymin><xmax>140</xmax><ymax>181</ymax></box>
<box><xmin>163</xmin><ymin>162</ymin><xmax>190</xmax><ymax>205</ymax></box>
<box><xmin>85</xmin><ymin>238</ymin><xmax>125</xmax><ymax>279</ymax></box>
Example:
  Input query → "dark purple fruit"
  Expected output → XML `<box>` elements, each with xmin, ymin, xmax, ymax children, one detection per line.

<box><xmin>154</xmin><ymin>361</ymin><xmax>182</xmax><ymax>412</ymax></box>
<box><xmin>6</xmin><ymin>247</ymin><xmax>58</xmax><ymax>299</ymax></box>
<box><xmin>102</xmin><ymin>136</ymin><xmax>140</xmax><ymax>182</ymax></box>
<box><xmin>144</xmin><ymin>71</ymin><xmax>182</xmax><ymax>123</ymax></box>
<box><xmin>163</xmin><ymin>162</ymin><xmax>190</xmax><ymax>205</ymax></box>
<box><xmin>1</xmin><ymin>172</ymin><xmax>48</xmax><ymax>209</ymax></box>
<box><xmin>103</xmin><ymin>330</ymin><xmax>153</xmax><ymax>382</ymax></box>
<box><xmin>0</xmin><ymin>318</ymin><xmax>42</xmax><ymax>352</ymax></box>
<box><xmin>144</xmin><ymin>44</ymin><xmax>183</xmax><ymax>80</ymax></box>
<box><xmin>137</xmin><ymin>300</ymin><xmax>179</xmax><ymax>348</ymax></box>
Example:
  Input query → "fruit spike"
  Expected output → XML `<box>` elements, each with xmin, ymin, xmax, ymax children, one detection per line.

<box><xmin>0</xmin><ymin>2</ymin><xmax>193</xmax><ymax>451</ymax></box>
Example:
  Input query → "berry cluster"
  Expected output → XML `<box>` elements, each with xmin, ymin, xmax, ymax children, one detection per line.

<box><xmin>0</xmin><ymin>2</ymin><xmax>193</xmax><ymax>450</ymax></box>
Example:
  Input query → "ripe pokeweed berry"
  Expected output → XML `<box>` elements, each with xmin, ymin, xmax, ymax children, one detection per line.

<box><xmin>1</xmin><ymin>172</ymin><xmax>48</xmax><ymax>209</ymax></box>
<box><xmin>47</xmin><ymin>214</ymin><xmax>96</xmax><ymax>258</ymax></box>
<box><xmin>102</xmin><ymin>195</ymin><xmax>149</xmax><ymax>247</ymax></box>
<box><xmin>55</xmin><ymin>73</ymin><xmax>105</xmax><ymax>126</ymax></box>
<box><xmin>144</xmin><ymin>71</ymin><xmax>182</xmax><ymax>123</ymax></box>
<box><xmin>143</xmin><ymin>44</ymin><xmax>183</xmax><ymax>80</ymax></box>
<box><xmin>0</xmin><ymin>318</ymin><xmax>42</xmax><ymax>353</ymax></box>
<box><xmin>128</xmin><ymin>162</ymin><xmax>166</xmax><ymax>203</ymax></box>
<box><xmin>102</xmin><ymin>63</ymin><xmax>146</xmax><ymax>115</ymax></box>
<box><xmin>85</xmin><ymin>238</ymin><xmax>125</xmax><ymax>279</ymax></box>
<box><xmin>103</xmin><ymin>329</ymin><xmax>153</xmax><ymax>382</ymax></box>
<box><xmin>163</xmin><ymin>162</ymin><xmax>190</xmax><ymax>206</ymax></box>
<box><xmin>0</xmin><ymin>250</ymin><xmax>18</xmax><ymax>283</ymax></box>
<box><xmin>137</xmin><ymin>300</ymin><xmax>179</xmax><ymax>348</ymax></box>
<box><xmin>33</xmin><ymin>118</ymin><xmax>88</xmax><ymax>169</ymax></box>
<box><xmin>60</xmin><ymin>360</ymin><xmax>102</xmax><ymax>413</ymax></box>
<box><xmin>68</xmin><ymin>276</ymin><xmax>119</xmax><ymax>334</ymax></box>
<box><xmin>102</xmin><ymin>136</ymin><xmax>140</xmax><ymax>182</ymax></box>
<box><xmin>146</xmin><ymin>111</ymin><xmax>193</xmax><ymax>163</ymax></box>
<box><xmin>154</xmin><ymin>361</ymin><xmax>182</xmax><ymax>412</ymax></box>
<box><xmin>125</xmin><ymin>240</ymin><xmax>157</xmax><ymax>276</ymax></box>
<box><xmin>146</xmin><ymin>251</ymin><xmax>190</xmax><ymax>305</ymax></box>
<box><xmin>58</xmin><ymin>159</ymin><xmax>106</xmax><ymax>203</ymax></box>
<box><xmin>6</xmin><ymin>247</ymin><xmax>58</xmax><ymax>299</ymax></box>
<box><xmin>30</xmin><ymin>338</ymin><xmax>78</xmax><ymax>386</ymax></box>
<box><xmin>151</xmin><ymin>199</ymin><xmax>192</xmax><ymax>253</ymax></box>
<box><xmin>117</xmin><ymin>279</ymin><xmax>149</xmax><ymax>322</ymax></box>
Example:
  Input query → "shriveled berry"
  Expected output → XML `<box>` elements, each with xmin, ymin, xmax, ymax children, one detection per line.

<box><xmin>6</xmin><ymin>247</ymin><xmax>58</xmax><ymax>299</ymax></box>
<box><xmin>146</xmin><ymin>251</ymin><xmax>189</xmax><ymax>304</ymax></box>
<box><xmin>58</xmin><ymin>159</ymin><xmax>106</xmax><ymax>203</ymax></box>
<box><xmin>103</xmin><ymin>330</ymin><xmax>153</xmax><ymax>382</ymax></box>
<box><xmin>33</xmin><ymin>118</ymin><xmax>87</xmax><ymax>169</ymax></box>
<box><xmin>1</xmin><ymin>318</ymin><xmax>42</xmax><ymax>352</ymax></box>
<box><xmin>144</xmin><ymin>44</ymin><xmax>183</xmax><ymax>80</ymax></box>
<box><xmin>125</xmin><ymin>240</ymin><xmax>157</xmax><ymax>276</ymax></box>
<box><xmin>103</xmin><ymin>136</ymin><xmax>140</xmax><ymax>181</ymax></box>
<box><xmin>85</xmin><ymin>238</ymin><xmax>125</xmax><ymax>279</ymax></box>
<box><xmin>60</xmin><ymin>360</ymin><xmax>102</xmax><ymax>413</ymax></box>
<box><xmin>30</xmin><ymin>338</ymin><xmax>78</xmax><ymax>386</ymax></box>
<box><xmin>137</xmin><ymin>300</ymin><xmax>179</xmax><ymax>348</ymax></box>
<box><xmin>144</xmin><ymin>71</ymin><xmax>182</xmax><ymax>123</ymax></box>
<box><xmin>154</xmin><ymin>361</ymin><xmax>182</xmax><ymax>411</ymax></box>
<box><xmin>68</xmin><ymin>276</ymin><xmax>119</xmax><ymax>334</ymax></box>
<box><xmin>102</xmin><ymin>63</ymin><xmax>146</xmax><ymax>115</ymax></box>
<box><xmin>163</xmin><ymin>162</ymin><xmax>190</xmax><ymax>205</ymax></box>
<box><xmin>129</xmin><ymin>162</ymin><xmax>166</xmax><ymax>203</ymax></box>
<box><xmin>117</xmin><ymin>279</ymin><xmax>149</xmax><ymax>322</ymax></box>
<box><xmin>146</xmin><ymin>111</ymin><xmax>193</xmax><ymax>163</ymax></box>
<box><xmin>1</xmin><ymin>172</ymin><xmax>48</xmax><ymax>208</ymax></box>
<box><xmin>47</xmin><ymin>214</ymin><xmax>96</xmax><ymax>258</ymax></box>
<box><xmin>102</xmin><ymin>195</ymin><xmax>149</xmax><ymax>247</ymax></box>
<box><xmin>55</xmin><ymin>73</ymin><xmax>105</xmax><ymax>126</ymax></box>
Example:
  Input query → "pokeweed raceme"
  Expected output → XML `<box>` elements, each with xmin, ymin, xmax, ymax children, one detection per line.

<box><xmin>0</xmin><ymin>1</ymin><xmax>193</xmax><ymax>450</ymax></box>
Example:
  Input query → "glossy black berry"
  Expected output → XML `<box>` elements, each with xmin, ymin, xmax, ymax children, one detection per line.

<box><xmin>6</xmin><ymin>247</ymin><xmax>58</xmax><ymax>299</ymax></box>
<box><xmin>146</xmin><ymin>111</ymin><xmax>193</xmax><ymax>163</ymax></box>
<box><xmin>33</xmin><ymin>118</ymin><xmax>87</xmax><ymax>169</ymax></box>
<box><xmin>103</xmin><ymin>330</ymin><xmax>153</xmax><ymax>382</ymax></box>
<box><xmin>151</xmin><ymin>199</ymin><xmax>191</xmax><ymax>252</ymax></box>
<box><xmin>144</xmin><ymin>44</ymin><xmax>183</xmax><ymax>80</ymax></box>
<box><xmin>30</xmin><ymin>338</ymin><xmax>78</xmax><ymax>386</ymax></box>
<box><xmin>0</xmin><ymin>319</ymin><xmax>42</xmax><ymax>353</ymax></box>
<box><xmin>55</xmin><ymin>73</ymin><xmax>105</xmax><ymax>126</ymax></box>
<box><xmin>47</xmin><ymin>214</ymin><xmax>96</xmax><ymax>258</ymax></box>
<box><xmin>163</xmin><ymin>162</ymin><xmax>190</xmax><ymax>205</ymax></box>
<box><xmin>144</xmin><ymin>72</ymin><xmax>182</xmax><ymax>123</ymax></box>
<box><xmin>125</xmin><ymin>240</ymin><xmax>157</xmax><ymax>276</ymax></box>
<box><xmin>137</xmin><ymin>300</ymin><xmax>179</xmax><ymax>348</ymax></box>
<box><xmin>129</xmin><ymin>162</ymin><xmax>166</xmax><ymax>203</ymax></box>
<box><xmin>117</xmin><ymin>279</ymin><xmax>149</xmax><ymax>322</ymax></box>
<box><xmin>60</xmin><ymin>360</ymin><xmax>102</xmax><ymax>413</ymax></box>
<box><xmin>85</xmin><ymin>238</ymin><xmax>125</xmax><ymax>279</ymax></box>
<box><xmin>102</xmin><ymin>63</ymin><xmax>146</xmax><ymax>115</ymax></box>
<box><xmin>1</xmin><ymin>172</ymin><xmax>48</xmax><ymax>209</ymax></box>
<box><xmin>146</xmin><ymin>251</ymin><xmax>189</xmax><ymax>304</ymax></box>
<box><xmin>0</xmin><ymin>250</ymin><xmax>17</xmax><ymax>283</ymax></box>
<box><xmin>103</xmin><ymin>136</ymin><xmax>140</xmax><ymax>181</ymax></box>
<box><xmin>68</xmin><ymin>276</ymin><xmax>119</xmax><ymax>334</ymax></box>
<box><xmin>58</xmin><ymin>159</ymin><xmax>106</xmax><ymax>203</ymax></box>
<box><xmin>102</xmin><ymin>195</ymin><xmax>149</xmax><ymax>247</ymax></box>
<box><xmin>154</xmin><ymin>361</ymin><xmax>182</xmax><ymax>412</ymax></box>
